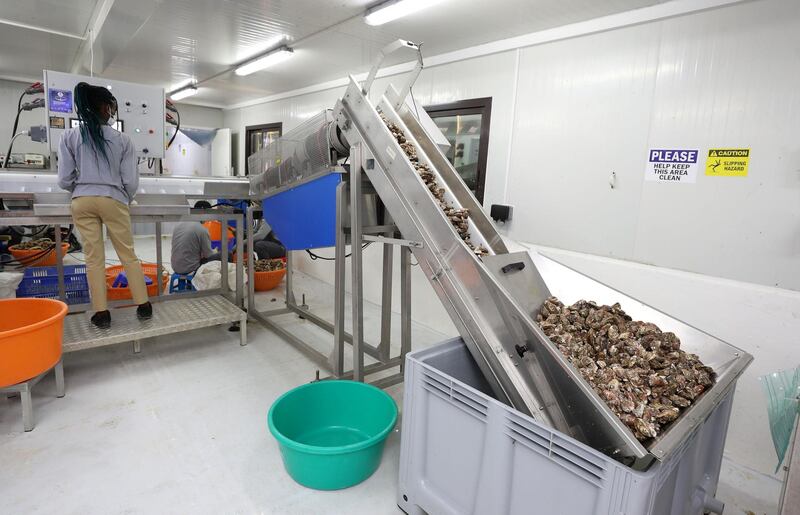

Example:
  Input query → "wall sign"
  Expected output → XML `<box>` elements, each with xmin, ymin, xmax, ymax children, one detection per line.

<box><xmin>48</xmin><ymin>88</ymin><xmax>73</xmax><ymax>113</ymax></box>
<box><xmin>705</xmin><ymin>148</ymin><xmax>750</xmax><ymax>177</ymax></box>
<box><xmin>645</xmin><ymin>149</ymin><xmax>698</xmax><ymax>183</ymax></box>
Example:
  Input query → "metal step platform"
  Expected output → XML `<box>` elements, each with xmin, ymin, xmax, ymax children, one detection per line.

<box><xmin>63</xmin><ymin>295</ymin><xmax>247</xmax><ymax>353</ymax></box>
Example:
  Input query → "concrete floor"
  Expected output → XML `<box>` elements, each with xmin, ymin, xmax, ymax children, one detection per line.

<box><xmin>0</xmin><ymin>236</ymin><xmax>786</xmax><ymax>514</ymax></box>
<box><xmin>0</xmin><ymin>270</ymin><xmax>448</xmax><ymax>514</ymax></box>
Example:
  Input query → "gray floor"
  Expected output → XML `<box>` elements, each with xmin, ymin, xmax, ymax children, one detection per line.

<box><xmin>0</xmin><ymin>271</ymin><xmax>449</xmax><ymax>515</ymax></box>
<box><xmin>0</xmin><ymin>236</ymin><xmax>782</xmax><ymax>514</ymax></box>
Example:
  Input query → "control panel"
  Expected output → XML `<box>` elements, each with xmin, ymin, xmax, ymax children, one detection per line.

<box><xmin>43</xmin><ymin>70</ymin><xmax>165</xmax><ymax>159</ymax></box>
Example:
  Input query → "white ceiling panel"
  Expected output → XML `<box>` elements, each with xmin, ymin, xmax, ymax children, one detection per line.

<box><xmin>0</xmin><ymin>24</ymin><xmax>83</xmax><ymax>80</ymax></box>
<box><xmin>0</xmin><ymin>0</ymin><xmax>668</xmax><ymax>106</ymax></box>
<box><xmin>0</xmin><ymin>0</ymin><xmax>97</xmax><ymax>36</ymax></box>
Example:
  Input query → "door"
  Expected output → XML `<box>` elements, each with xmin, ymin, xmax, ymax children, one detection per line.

<box><xmin>211</xmin><ymin>128</ymin><xmax>232</xmax><ymax>177</ymax></box>
<box><xmin>245</xmin><ymin>122</ymin><xmax>282</xmax><ymax>175</ymax></box>
<box><xmin>425</xmin><ymin>98</ymin><xmax>492</xmax><ymax>204</ymax></box>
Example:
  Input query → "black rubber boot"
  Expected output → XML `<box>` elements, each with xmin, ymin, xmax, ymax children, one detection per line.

<box><xmin>91</xmin><ymin>310</ymin><xmax>111</xmax><ymax>329</ymax></box>
<box><xmin>137</xmin><ymin>301</ymin><xmax>152</xmax><ymax>320</ymax></box>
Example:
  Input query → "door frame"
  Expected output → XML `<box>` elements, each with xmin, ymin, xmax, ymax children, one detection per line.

<box><xmin>424</xmin><ymin>97</ymin><xmax>492</xmax><ymax>204</ymax></box>
<box><xmin>244</xmin><ymin>122</ymin><xmax>283</xmax><ymax>175</ymax></box>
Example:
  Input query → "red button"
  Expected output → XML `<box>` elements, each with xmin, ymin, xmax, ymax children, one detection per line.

<box><xmin>148</xmin><ymin>129</ymin><xmax>154</xmax><ymax>134</ymax></box>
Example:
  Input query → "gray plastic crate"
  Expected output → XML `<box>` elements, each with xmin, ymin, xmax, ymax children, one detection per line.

<box><xmin>398</xmin><ymin>338</ymin><xmax>734</xmax><ymax>515</ymax></box>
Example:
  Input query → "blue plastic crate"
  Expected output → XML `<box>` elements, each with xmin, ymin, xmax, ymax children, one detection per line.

<box><xmin>17</xmin><ymin>265</ymin><xmax>88</xmax><ymax>296</ymax></box>
<box><xmin>34</xmin><ymin>290</ymin><xmax>91</xmax><ymax>305</ymax></box>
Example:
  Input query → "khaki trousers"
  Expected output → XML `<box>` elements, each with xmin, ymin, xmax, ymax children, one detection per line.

<box><xmin>71</xmin><ymin>196</ymin><xmax>149</xmax><ymax>311</ymax></box>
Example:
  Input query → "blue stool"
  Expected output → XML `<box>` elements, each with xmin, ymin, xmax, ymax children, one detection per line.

<box><xmin>169</xmin><ymin>272</ymin><xmax>196</xmax><ymax>293</ymax></box>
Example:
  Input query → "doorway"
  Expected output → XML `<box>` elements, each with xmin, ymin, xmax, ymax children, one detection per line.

<box><xmin>425</xmin><ymin>97</ymin><xmax>492</xmax><ymax>204</ymax></box>
<box><xmin>245</xmin><ymin>122</ymin><xmax>282</xmax><ymax>175</ymax></box>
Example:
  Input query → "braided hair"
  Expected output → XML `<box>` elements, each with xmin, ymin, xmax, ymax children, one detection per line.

<box><xmin>74</xmin><ymin>82</ymin><xmax>117</xmax><ymax>162</ymax></box>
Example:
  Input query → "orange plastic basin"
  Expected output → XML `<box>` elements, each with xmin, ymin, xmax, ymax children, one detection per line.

<box><xmin>254</xmin><ymin>269</ymin><xmax>287</xmax><ymax>291</ymax></box>
<box><xmin>0</xmin><ymin>298</ymin><xmax>67</xmax><ymax>387</ymax></box>
<box><xmin>105</xmin><ymin>263</ymin><xmax>167</xmax><ymax>300</ymax></box>
<box><xmin>202</xmin><ymin>221</ymin><xmax>234</xmax><ymax>241</ymax></box>
<box><xmin>9</xmin><ymin>243</ymin><xmax>70</xmax><ymax>267</ymax></box>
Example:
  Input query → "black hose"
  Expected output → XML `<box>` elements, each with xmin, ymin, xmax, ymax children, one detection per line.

<box><xmin>4</xmin><ymin>91</ymin><xmax>29</xmax><ymax>169</ymax></box>
<box><xmin>305</xmin><ymin>242</ymin><xmax>371</xmax><ymax>261</ymax></box>
<box><xmin>167</xmin><ymin>108</ymin><xmax>181</xmax><ymax>149</ymax></box>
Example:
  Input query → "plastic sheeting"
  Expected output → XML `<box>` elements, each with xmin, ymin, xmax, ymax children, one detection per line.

<box><xmin>191</xmin><ymin>261</ymin><xmax>247</xmax><ymax>291</ymax></box>
<box><xmin>0</xmin><ymin>271</ymin><xmax>23</xmax><ymax>299</ymax></box>
<box><xmin>760</xmin><ymin>367</ymin><xmax>800</xmax><ymax>471</ymax></box>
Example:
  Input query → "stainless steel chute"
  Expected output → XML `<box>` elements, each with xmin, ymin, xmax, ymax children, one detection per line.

<box><xmin>246</xmin><ymin>40</ymin><xmax>753</xmax><ymax>469</ymax></box>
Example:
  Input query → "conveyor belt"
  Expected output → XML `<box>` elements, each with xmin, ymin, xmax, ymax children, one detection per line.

<box><xmin>334</xmin><ymin>77</ymin><xmax>752</xmax><ymax>468</ymax></box>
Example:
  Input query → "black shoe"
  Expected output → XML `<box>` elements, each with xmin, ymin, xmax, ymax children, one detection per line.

<box><xmin>91</xmin><ymin>310</ymin><xmax>111</xmax><ymax>329</ymax></box>
<box><xmin>137</xmin><ymin>301</ymin><xmax>152</xmax><ymax>320</ymax></box>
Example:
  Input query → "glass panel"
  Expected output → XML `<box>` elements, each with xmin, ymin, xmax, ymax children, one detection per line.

<box><xmin>264</xmin><ymin>129</ymin><xmax>281</xmax><ymax>147</ymax></box>
<box><xmin>432</xmin><ymin>113</ymin><xmax>482</xmax><ymax>194</ymax></box>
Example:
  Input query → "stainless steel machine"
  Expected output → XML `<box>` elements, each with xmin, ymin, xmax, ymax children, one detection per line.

<box><xmin>244</xmin><ymin>39</ymin><xmax>752</xmax><ymax>473</ymax></box>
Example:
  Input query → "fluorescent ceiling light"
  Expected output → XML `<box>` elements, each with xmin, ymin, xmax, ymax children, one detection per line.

<box><xmin>170</xmin><ymin>85</ymin><xmax>198</xmax><ymax>101</ymax></box>
<box><xmin>364</xmin><ymin>0</ymin><xmax>444</xmax><ymax>26</ymax></box>
<box><xmin>235</xmin><ymin>46</ymin><xmax>294</xmax><ymax>76</ymax></box>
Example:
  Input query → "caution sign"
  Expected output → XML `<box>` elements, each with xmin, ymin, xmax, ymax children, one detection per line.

<box><xmin>705</xmin><ymin>148</ymin><xmax>750</xmax><ymax>177</ymax></box>
<box><xmin>645</xmin><ymin>149</ymin><xmax>698</xmax><ymax>183</ymax></box>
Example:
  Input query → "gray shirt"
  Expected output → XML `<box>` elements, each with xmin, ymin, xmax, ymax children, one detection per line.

<box><xmin>171</xmin><ymin>222</ymin><xmax>215</xmax><ymax>274</ymax></box>
<box><xmin>57</xmin><ymin>125</ymin><xmax>138</xmax><ymax>205</ymax></box>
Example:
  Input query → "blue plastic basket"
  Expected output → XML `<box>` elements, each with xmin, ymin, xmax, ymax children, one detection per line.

<box><xmin>17</xmin><ymin>289</ymin><xmax>91</xmax><ymax>305</ymax></box>
<box><xmin>17</xmin><ymin>265</ymin><xmax>88</xmax><ymax>296</ymax></box>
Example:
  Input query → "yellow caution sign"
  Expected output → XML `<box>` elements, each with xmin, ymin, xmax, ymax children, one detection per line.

<box><xmin>705</xmin><ymin>148</ymin><xmax>750</xmax><ymax>177</ymax></box>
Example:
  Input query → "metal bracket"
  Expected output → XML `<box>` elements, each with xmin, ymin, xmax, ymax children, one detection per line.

<box><xmin>362</xmin><ymin>38</ymin><xmax>423</xmax><ymax>108</ymax></box>
<box><xmin>362</xmin><ymin>234</ymin><xmax>422</xmax><ymax>248</ymax></box>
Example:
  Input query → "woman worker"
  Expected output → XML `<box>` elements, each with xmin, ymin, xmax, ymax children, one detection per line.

<box><xmin>57</xmin><ymin>82</ymin><xmax>151</xmax><ymax>329</ymax></box>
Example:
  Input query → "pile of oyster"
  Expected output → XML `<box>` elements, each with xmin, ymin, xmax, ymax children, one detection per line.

<box><xmin>254</xmin><ymin>258</ymin><xmax>286</xmax><ymax>272</ymax></box>
<box><xmin>381</xmin><ymin>114</ymin><xmax>488</xmax><ymax>256</ymax></box>
<box><xmin>11</xmin><ymin>238</ymin><xmax>56</xmax><ymax>251</ymax></box>
<box><xmin>537</xmin><ymin>296</ymin><xmax>716</xmax><ymax>441</ymax></box>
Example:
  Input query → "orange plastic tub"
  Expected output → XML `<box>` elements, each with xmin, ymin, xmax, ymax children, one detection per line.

<box><xmin>9</xmin><ymin>243</ymin><xmax>70</xmax><ymax>267</ymax></box>
<box><xmin>254</xmin><ymin>268</ymin><xmax>287</xmax><ymax>291</ymax></box>
<box><xmin>202</xmin><ymin>221</ymin><xmax>235</xmax><ymax>242</ymax></box>
<box><xmin>0</xmin><ymin>298</ymin><xmax>67</xmax><ymax>387</ymax></box>
<box><xmin>105</xmin><ymin>263</ymin><xmax>167</xmax><ymax>300</ymax></box>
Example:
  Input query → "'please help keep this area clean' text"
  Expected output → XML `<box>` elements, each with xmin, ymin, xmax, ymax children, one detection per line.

<box><xmin>645</xmin><ymin>149</ymin><xmax>699</xmax><ymax>183</ymax></box>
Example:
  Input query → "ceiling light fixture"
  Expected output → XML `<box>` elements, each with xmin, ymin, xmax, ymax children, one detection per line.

<box><xmin>364</xmin><ymin>0</ymin><xmax>444</xmax><ymax>26</ymax></box>
<box><xmin>235</xmin><ymin>46</ymin><xmax>294</xmax><ymax>76</ymax></box>
<box><xmin>169</xmin><ymin>85</ymin><xmax>198</xmax><ymax>101</ymax></box>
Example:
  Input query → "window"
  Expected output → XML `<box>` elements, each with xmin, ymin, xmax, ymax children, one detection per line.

<box><xmin>245</xmin><ymin>122</ymin><xmax>282</xmax><ymax>175</ymax></box>
<box><xmin>425</xmin><ymin>98</ymin><xmax>492</xmax><ymax>204</ymax></box>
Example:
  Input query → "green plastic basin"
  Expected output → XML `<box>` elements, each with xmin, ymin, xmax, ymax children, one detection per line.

<box><xmin>267</xmin><ymin>380</ymin><xmax>398</xmax><ymax>490</ymax></box>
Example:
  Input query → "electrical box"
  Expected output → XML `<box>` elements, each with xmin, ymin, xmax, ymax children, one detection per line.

<box><xmin>43</xmin><ymin>70</ymin><xmax>165</xmax><ymax>159</ymax></box>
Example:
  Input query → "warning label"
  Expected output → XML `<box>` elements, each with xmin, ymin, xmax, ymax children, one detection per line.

<box><xmin>645</xmin><ymin>149</ymin><xmax>698</xmax><ymax>183</ymax></box>
<box><xmin>705</xmin><ymin>148</ymin><xmax>750</xmax><ymax>177</ymax></box>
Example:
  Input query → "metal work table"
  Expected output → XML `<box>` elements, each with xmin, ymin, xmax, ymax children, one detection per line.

<box><xmin>63</xmin><ymin>295</ymin><xmax>246</xmax><ymax>353</ymax></box>
<box><xmin>0</xmin><ymin>200</ymin><xmax>248</xmax><ymax>352</ymax></box>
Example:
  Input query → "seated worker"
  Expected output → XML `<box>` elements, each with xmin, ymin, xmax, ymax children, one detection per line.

<box><xmin>170</xmin><ymin>200</ymin><xmax>222</xmax><ymax>275</ymax></box>
<box><xmin>249</xmin><ymin>219</ymin><xmax>286</xmax><ymax>260</ymax></box>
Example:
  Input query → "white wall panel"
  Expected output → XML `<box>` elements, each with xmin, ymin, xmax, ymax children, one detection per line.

<box><xmin>175</xmin><ymin>103</ymin><xmax>224</xmax><ymax>129</ymax></box>
<box><xmin>635</xmin><ymin>0</ymin><xmax>800</xmax><ymax>289</ymax></box>
<box><xmin>506</xmin><ymin>24</ymin><xmax>660</xmax><ymax>258</ymax></box>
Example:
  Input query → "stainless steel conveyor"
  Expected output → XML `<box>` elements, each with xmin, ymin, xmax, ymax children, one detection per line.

<box><xmin>244</xmin><ymin>39</ymin><xmax>753</xmax><ymax>469</ymax></box>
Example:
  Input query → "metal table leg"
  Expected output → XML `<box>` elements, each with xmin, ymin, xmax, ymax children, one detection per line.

<box><xmin>331</xmin><ymin>180</ymin><xmax>348</xmax><ymax>376</ymax></box>
<box><xmin>54</xmin><ymin>223</ymin><xmax>65</xmax><ymax>301</ymax></box>
<box><xmin>155</xmin><ymin>222</ymin><xmax>163</xmax><ymax>297</ymax></box>
<box><xmin>55</xmin><ymin>359</ymin><xmax>65</xmax><ymax>398</ymax></box>
<box><xmin>400</xmin><ymin>246</ymin><xmax>412</xmax><ymax>373</ymax></box>
<box><xmin>350</xmin><ymin>143</ymin><xmax>365</xmax><ymax>382</ymax></box>
<box><xmin>20</xmin><ymin>383</ymin><xmax>33</xmax><ymax>432</ymax></box>
<box><xmin>378</xmin><ymin>232</ymin><xmax>393</xmax><ymax>362</ymax></box>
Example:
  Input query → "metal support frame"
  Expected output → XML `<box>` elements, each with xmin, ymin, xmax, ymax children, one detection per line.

<box><xmin>0</xmin><ymin>208</ymin><xmax>249</xmax><ymax>356</ymax></box>
<box><xmin>248</xmin><ymin>152</ymin><xmax>414</xmax><ymax>388</ymax></box>
<box><xmin>0</xmin><ymin>359</ymin><xmax>64</xmax><ymax>432</ymax></box>
<box><xmin>0</xmin><ymin>211</ymin><xmax>246</xmax><ymax>313</ymax></box>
